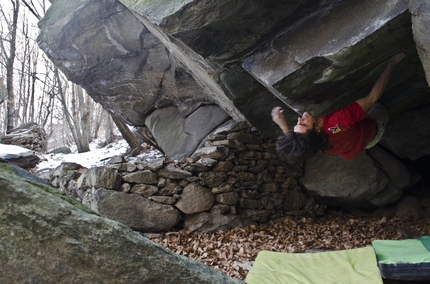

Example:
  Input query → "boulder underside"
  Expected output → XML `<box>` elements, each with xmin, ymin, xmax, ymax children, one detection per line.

<box><xmin>35</xmin><ymin>1</ymin><xmax>430</xmax><ymax>207</ymax></box>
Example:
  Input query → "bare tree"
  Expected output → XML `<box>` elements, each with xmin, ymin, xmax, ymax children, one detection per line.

<box><xmin>53</xmin><ymin>66</ymin><xmax>84</xmax><ymax>152</ymax></box>
<box><xmin>103</xmin><ymin>110</ymin><xmax>114</xmax><ymax>144</ymax></box>
<box><xmin>0</xmin><ymin>0</ymin><xmax>144</xmax><ymax>154</ymax></box>
<box><xmin>0</xmin><ymin>0</ymin><xmax>20</xmax><ymax>132</ymax></box>
<box><xmin>76</xmin><ymin>84</ymin><xmax>90</xmax><ymax>152</ymax></box>
<box><xmin>20</xmin><ymin>0</ymin><xmax>43</xmax><ymax>20</ymax></box>
<box><xmin>0</xmin><ymin>77</ymin><xmax>6</xmax><ymax>104</ymax></box>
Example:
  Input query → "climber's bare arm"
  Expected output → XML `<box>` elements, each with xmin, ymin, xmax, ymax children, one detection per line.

<box><xmin>356</xmin><ymin>52</ymin><xmax>406</xmax><ymax>112</ymax></box>
<box><xmin>272</xmin><ymin>107</ymin><xmax>290</xmax><ymax>133</ymax></box>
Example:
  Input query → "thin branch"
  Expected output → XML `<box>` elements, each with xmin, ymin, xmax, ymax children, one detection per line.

<box><xmin>20</xmin><ymin>0</ymin><xmax>41</xmax><ymax>20</ymax></box>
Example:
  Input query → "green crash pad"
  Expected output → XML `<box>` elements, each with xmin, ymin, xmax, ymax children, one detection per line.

<box><xmin>372</xmin><ymin>236</ymin><xmax>430</xmax><ymax>280</ymax></box>
<box><xmin>245</xmin><ymin>246</ymin><xmax>382</xmax><ymax>284</ymax></box>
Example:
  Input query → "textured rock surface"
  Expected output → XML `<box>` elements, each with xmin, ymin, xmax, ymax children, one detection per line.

<box><xmin>408</xmin><ymin>0</ymin><xmax>430</xmax><ymax>85</ymax></box>
<box><xmin>175</xmin><ymin>183</ymin><xmax>215</xmax><ymax>214</ymax></box>
<box><xmin>0</xmin><ymin>161</ymin><xmax>242</xmax><ymax>283</ymax></box>
<box><xmin>86</xmin><ymin>188</ymin><xmax>181</xmax><ymax>232</ymax></box>
<box><xmin>381</xmin><ymin>105</ymin><xmax>430</xmax><ymax>160</ymax></box>
<box><xmin>146</xmin><ymin>105</ymin><xmax>230</xmax><ymax>161</ymax></box>
<box><xmin>37</xmin><ymin>0</ymin><xmax>430</xmax><ymax>161</ymax></box>
<box><xmin>36</xmin><ymin>0</ymin><xmax>430</xmax><ymax>207</ymax></box>
<box><xmin>75</xmin><ymin>167</ymin><xmax>117</xmax><ymax>190</ymax></box>
<box><xmin>302</xmin><ymin>152</ymin><xmax>390</xmax><ymax>208</ymax></box>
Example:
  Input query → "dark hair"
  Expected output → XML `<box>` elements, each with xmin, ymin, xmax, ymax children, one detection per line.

<box><xmin>276</xmin><ymin>128</ymin><xmax>330</xmax><ymax>161</ymax></box>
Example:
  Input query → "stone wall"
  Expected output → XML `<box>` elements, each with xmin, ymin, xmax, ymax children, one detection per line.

<box><xmin>1</xmin><ymin>122</ymin><xmax>47</xmax><ymax>153</ymax></box>
<box><xmin>49</xmin><ymin>120</ymin><xmax>325</xmax><ymax>233</ymax></box>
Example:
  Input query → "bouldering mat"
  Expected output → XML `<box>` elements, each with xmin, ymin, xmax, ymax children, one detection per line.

<box><xmin>245</xmin><ymin>246</ymin><xmax>382</xmax><ymax>284</ymax></box>
<box><xmin>372</xmin><ymin>236</ymin><xmax>430</xmax><ymax>280</ymax></box>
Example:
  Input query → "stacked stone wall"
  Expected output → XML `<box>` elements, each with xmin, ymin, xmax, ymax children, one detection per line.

<box><xmin>50</xmin><ymin>120</ymin><xmax>325</xmax><ymax>232</ymax></box>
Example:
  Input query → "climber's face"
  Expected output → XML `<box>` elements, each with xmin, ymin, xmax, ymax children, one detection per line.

<box><xmin>294</xmin><ymin>112</ymin><xmax>318</xmax><ymax>133</ymax></box>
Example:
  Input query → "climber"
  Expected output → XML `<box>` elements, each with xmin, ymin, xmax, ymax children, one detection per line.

<box><xmin>271</xmin><ymin>52</ymin><xmax>406</xmax><ymax>161</ymax></box>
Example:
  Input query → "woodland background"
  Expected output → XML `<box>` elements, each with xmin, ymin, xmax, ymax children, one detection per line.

<box><xmin>0</xmin><ymin>0</ymin><xmax>122</xmax><ymax>153</ymax></box>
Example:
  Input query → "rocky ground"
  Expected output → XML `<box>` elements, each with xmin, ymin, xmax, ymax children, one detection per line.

<box><xmin>147</xmin><ymin>208</ymin><xmax>430</xmax><ymax>282</ymax></box>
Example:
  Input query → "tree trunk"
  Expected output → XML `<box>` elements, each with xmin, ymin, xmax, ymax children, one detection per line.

<box><xmin>54</xmin><ymin>67</ymin><xmax>82</xmax><ymax>152</ymax></box>
<box><xmin>4</xmin><ymin>1</ymin><xmax>20</xmax><ymax>133</ymax></box>
<box><xmin>104</xmin><ymin>112</ymin><xmax>114</xmax><ymax>144</ymax></box>
<box><xmin>112</xmin><ymin>116</ymin><xmax>141</xmax><ymax>155</ymax></box>
<box><xmin>92</xmin><ymin>105</ymin><xmax>103</xmax><ymax>140</ymax></box>
<box><xmin>71</xmin><ymin>84</ymin><xmax>83</xmax><ymax>146</ymax></box>
<box><xmin>77</xmin><ymin>85</ymin><xmax>90</xmax><ymax>152</ymax></box>
<box><xmin>0</xmin><ymin>79</ymin><xmax>6</xmax><ymax>106</ymax></box>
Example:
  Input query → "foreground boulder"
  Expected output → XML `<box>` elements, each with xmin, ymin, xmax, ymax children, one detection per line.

<box><xmin>0</xmin><ymin>161</ymin><xmax>242</xmax><ymax>283</ymax></box>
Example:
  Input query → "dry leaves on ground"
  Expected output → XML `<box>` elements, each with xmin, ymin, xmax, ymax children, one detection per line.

<box><xmin>147</xmin><ymin>211</ymin><xmax>430</xmax><ymax>280</ymax></box>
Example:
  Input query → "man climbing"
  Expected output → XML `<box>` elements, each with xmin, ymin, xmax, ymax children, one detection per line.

<box><xmin>271</xmin><ymin>52</ymin><xmax>406</xmax><ymax>161</ymax></box>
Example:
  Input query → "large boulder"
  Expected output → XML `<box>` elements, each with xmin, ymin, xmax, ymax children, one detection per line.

<box><xmin>408</xmin><ymin>0</ymin><xmax>430</xmax><ymax>85</ymax></box>
<box><xmin>0</xmin><ymin>161</ymin><xmax>241</xmax><ymax>283</ymax></box>
<box><xmin>381</xmin><ymin>105</ymin><xmax>430</xmax><ymax>160</ymax></box>
<box><xmin>36</xmin><ymin>0</ymin><xmax>430</xmax><ymax>206</ymax></box>
<box><xmin>37</xmin><ymin>0</ymin><xmax>430</xmax><ymax>154</ymax></box>
<box><xmin>301</xmin><ymin>146</ymin><xmax>418</xmax><ymax>208</ymax></box>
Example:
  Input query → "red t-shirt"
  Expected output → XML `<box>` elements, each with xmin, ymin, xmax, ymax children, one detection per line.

<box><xmin>322</xmin><ymin>102</ymin><xmax>376</xmax><ymax>160</ymax></box>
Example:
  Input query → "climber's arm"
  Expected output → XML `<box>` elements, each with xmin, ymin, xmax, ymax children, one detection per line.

<box><xmin>356</xmin><ymin>52</ymin><xmax>405</xmax><ymax>112</ymax></box>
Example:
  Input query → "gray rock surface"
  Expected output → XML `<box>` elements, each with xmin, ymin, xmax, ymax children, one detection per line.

<box><xmin>381</xmin><ymin>105</ymin><xmax>430</xmax><ymax>160</ymax></box>
<box><xmin>408</xmin><ymin>0</ymin><xmax>430</xmax><ymax>85</ymax></box>
<box><xmin>175</xmin><ymin>183</ymin><xmax>215</xmax><ymax>214</ymax></box>
<box><xmin>36</xmin><ymin>0</ymin><xmax>430</xmax><ymax>207</ymax></box>
<box><xmin>122</xmin><ymin>170</ymin><xmax>158</xmax><ymax>184</ymax></box>
<box><xmin>157</xmin><ymin>164</ymin><xmax>192</xmax><ymax>179</ymax></box>
<box><xmin>0</xmin><ymin>161</ymin><xmax>242</xmax><ymax>284</ymax></box>
<box><xmin>37</xmin><ymin>0</ymin><xmax>430</xmax><ymax>161</ymax></box>
<box><xmin>49</xmin><ymin>146</ymin><xmax>72</xmax><ymax>154</ymax></box>
<box><xmin>146</xmin><ymin>105</ymin><xmax>230</xmax><ymax>161</ymax></box>
<box><xmin>301</xmin><ymin>146</ymin><xmax>420</xmax><ymax>208</ymax></box>
<box><xmin>301</xmin><ymin>152</ymin><xmax>390</xmax><ymax>208</ymax></box>
<box><xmin>77</xmin><ymin>167</ymin><xmax>122</xmax><ymax>190</ymax></box>
<box><xmin>88</xmin><ymin>189</ymin><xmax>181</xmax><ymax>232</ymax></box>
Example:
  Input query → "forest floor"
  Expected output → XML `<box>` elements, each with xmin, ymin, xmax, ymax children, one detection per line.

<box><xmin>147</xmin><ymin>208</ymin><xmax>430</xmax><ymax>281</ymax></box>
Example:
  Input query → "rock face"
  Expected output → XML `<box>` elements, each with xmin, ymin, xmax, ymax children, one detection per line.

<box><xmin>0</xmin><ymin>161</ymin><xmax>241</xmax><ymax>284</ymax></box>
<box><xmin>380</xmin><ymin>105</ymin><xmax>430</xmax><ymax>160</ymax></box>
<box><xmin>408</xmin><ymin>0</ymin><xmax>430</xmax><ymax>85</ymax></box>
<box><xmin>36</xmin><ymin>1</ymin><xmax>430</xmax><ymax>206</ymax></box>
<box><xmin>301</xmin><ymin>146</ymin><xmax>417</xmax><ymax>208</ymax></box>
<box><xmin>87</xmin><ymin>189</ymin><xmax>182</xmax><ymax>232</ymax></box>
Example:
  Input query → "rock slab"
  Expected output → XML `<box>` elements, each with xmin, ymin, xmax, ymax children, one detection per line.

<box><xmin>0</xmin><ymin>161</ymin><xmax>242</xmax><ymax>284</ymax></box>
